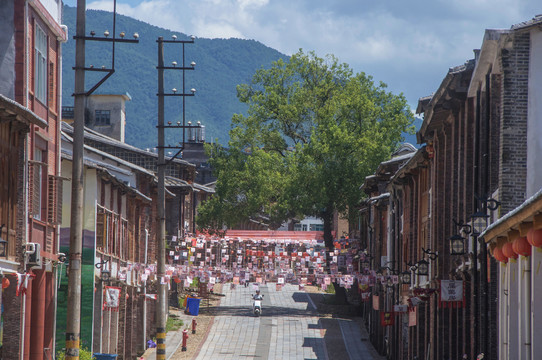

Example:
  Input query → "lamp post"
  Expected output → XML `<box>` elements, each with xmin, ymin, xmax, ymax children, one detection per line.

<box><xmin>469</xmin><ymin>196</ymin><xmax>499</xmax><ymax>358</ymax></box>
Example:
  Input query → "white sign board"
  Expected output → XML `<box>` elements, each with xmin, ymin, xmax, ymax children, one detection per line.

<box><xmin>440</xmin><ymin>280</ymin><xmax>463</xmax><ymax>301</ymax></box>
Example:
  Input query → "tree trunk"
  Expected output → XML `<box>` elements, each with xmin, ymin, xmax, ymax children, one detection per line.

<box><xmin>322</xmin><ymin>208</ymin><xmax>348</xmax><ymax>304</ymax></box>
<box><xmin>323</xmin><ymin>209</ymin><xmax>334</xmax><ymax>249</ymax></box>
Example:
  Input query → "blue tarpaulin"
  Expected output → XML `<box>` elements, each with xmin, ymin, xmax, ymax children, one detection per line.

<box><xmin>93</xmin><ymin>354</ymin><xmax>118</xmax><ymax>360</ymax></box>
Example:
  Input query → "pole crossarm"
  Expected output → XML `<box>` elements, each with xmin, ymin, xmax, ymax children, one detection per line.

<box><xmin>156</xmin><ymin>66</ymin><xmax>195</xmax><ymax>70</ymax></box>
<box><xmin>73</xmin><ymin>35</ymin><xmax>139</xmax><ymax>43</ymax></box>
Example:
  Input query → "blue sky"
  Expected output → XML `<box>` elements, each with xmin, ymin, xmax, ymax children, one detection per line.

<box><xmin>63</xmin><ymin>0</ymin><xmax>542</xmax><ymax>110</ymax></box>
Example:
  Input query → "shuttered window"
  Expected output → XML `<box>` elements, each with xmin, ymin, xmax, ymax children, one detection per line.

<box><xmin>29</xmin><ymin>157</ymin><xmax>47</xmax><ymax>221</ymax></box>
<box><xmin>96</xmin><ymin>210</ymin><xmax>106</xmax><ymax>250</ymax></box>
<box><xmin>47</xmin><ymin>175</ymin><xmax>63</xmax><ymax>224</ymax></box>
<box><xmin>96</xmin><ymin>205</ymin><xmax>129</xmax><ymax>259</ymax></box>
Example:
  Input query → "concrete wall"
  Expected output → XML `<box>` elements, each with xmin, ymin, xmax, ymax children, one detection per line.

<box><xmin>0</xmin><ymin>1</ymin><xmax>15</xmax><ymax>99</ymax></box>
<box><xmin>86</xmin><ymin>95</ymin><xmax>128</xmax><ymax>142</ymax></box>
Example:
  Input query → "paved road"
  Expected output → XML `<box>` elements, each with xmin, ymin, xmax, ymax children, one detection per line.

<box><xmin>194</xmin><ymin>282</ymin><xmax>383</xmax><ymax>360</ymax></box>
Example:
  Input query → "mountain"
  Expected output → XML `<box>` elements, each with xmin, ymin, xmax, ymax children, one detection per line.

<box><xmin>61</xmin><ymin>5</ymin><xmax>288</xmax><ymax>149</ymax></box>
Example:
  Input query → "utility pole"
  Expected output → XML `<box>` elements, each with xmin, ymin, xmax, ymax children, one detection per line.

<box><xmin>156</xmin><ymin>37</ymin><xmax>167</xmax><ymax>360</ymax></box>
<box><xmin>65</xmin><ymin>2</ymin><xmax>138</xmax><ymax>357</ymax></box>
<box><xmin>156</xmin><ymin>34</ymin><xmax>197</xmax><ymax>359</ymax></box>
<box><xmin>65</xmin><ymin>0</ymin><xmax>86</xmax><ymax>358</ymax></box>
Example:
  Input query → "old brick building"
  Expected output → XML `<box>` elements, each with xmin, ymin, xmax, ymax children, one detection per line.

<box><xmin>358</xmin><ymin>14</ymin><xmax>542</xmax><ymax>360</ymax></box>
<box><xmin>0</xmin><ymin>1</ymin><xmax>66</xmax><ymax>358</ymax></box>
<box><xmin>58</xmin><ymin>123</ymin><xmax>157</xmax><ymax>357</ymax></box>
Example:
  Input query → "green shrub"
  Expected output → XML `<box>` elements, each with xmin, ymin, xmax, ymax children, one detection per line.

<box><xmin>56</xmin><ymin>347</ymin><xmax>94</xmax><ymax>360</ymax></box>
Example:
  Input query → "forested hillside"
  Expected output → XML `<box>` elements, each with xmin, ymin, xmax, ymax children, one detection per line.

<box><xmin>62</xmin><ymin>5</ymin><xmax>288</xmax><ymax>149</ymax></box>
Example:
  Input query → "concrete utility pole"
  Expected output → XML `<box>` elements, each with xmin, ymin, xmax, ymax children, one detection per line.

<box><xmin>65</xmin><ymin>0</ymin><xmax>86</xmax><ymax>358</ymax></box>
<box><xmin>155</xmin><ymin>34</ymin><xmax>196</xmax><ymax>359</ymax></box>
<box><xmin>156</xmin><ymin>37</ymin><xmax>167</xmax><ymax>360</ymax></box>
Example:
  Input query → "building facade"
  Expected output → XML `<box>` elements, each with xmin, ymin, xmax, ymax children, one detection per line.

<box><xmin>357</xmin><ymin>14</ymin><xmax>542</xmax><ymax>360</ymax></box>
<box><xmin>0</xmin><ymin>1</ymin><xmax>66</xmax><ymax>358</ymax></box>
<box><xmin>58</xmin><ymin>123</ymin><xmax>157</xmax><ymax>357</ymax></box>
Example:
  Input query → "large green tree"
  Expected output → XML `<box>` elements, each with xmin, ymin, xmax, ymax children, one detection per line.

<box><xmin>198</xmin><ymin>50</ymin><xmax>414</xmax><ymax>248</ymax></box>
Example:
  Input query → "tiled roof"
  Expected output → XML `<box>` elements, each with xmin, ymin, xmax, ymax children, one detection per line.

<box><xmin>61</xmin><ymin>122</ymin><xmax>195</xmax><ymax>168</ymax></box>
<box><xmin>511</xmin><ymin>14</ymin><xmax>542</xmax><ymax>30</ymax></box>
<box><xmin>0</xmin><ymin>94</ymin><xmax>48</xmax><ymax>128</ymax></box>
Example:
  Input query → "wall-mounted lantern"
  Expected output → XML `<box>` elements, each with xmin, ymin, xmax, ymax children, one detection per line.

<box><xmin>416</xmin><ymin>259</ymin><xmax>430</xmax><ymax>276</ymax></box>
<box><xmin>450</xmin><ymin>234</ymin><xmax>466</xmax><ymax>256</ymax></box>
<box><xmin>401</xmin><ymin>271</ymin><xmax>412</xmax><ymax>284</ymax></box>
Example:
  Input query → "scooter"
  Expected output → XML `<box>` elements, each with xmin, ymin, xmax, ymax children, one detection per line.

<box><xmin>252</xmin><ymin>294</ymin><xmax>264</xmax><ymax>316</ymax></box>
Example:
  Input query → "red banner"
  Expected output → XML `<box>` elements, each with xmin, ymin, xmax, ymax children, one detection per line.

<box><xmin>380</xmin><ymin>311</ymin><xmax>394</xmax><ymax>327</ymax></box>
<box><xmin>408</xmin><ymin>307</ymin><xmax>417</xmax><ymax>326</ymax></box>
<box><xmin>372</xmin><ymin>295</ymin><xmax>379</xmax><ymax>310</ymax></box>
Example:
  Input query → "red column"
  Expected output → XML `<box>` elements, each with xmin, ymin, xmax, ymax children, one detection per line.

<box><xmin>29</xmin><ymin>269</ymin><xmax>45</xmax><ymax>360</ymax></box>
<box><xmin>44</xmin><ymin>272</ymin><xmax>55</xmax><ymax>357</ymax></box>
<box><xmin>23</xmin><ymin>276</ymin><xmax>33</xmax><ymax>360</ymax></box>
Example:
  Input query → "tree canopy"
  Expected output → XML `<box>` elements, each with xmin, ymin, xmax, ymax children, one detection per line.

<box><xmin>197</xmin><ymin>50</ymin><xmax>414</xmax><ymax>247</ymax></box>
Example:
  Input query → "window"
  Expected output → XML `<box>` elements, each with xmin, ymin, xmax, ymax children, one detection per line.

<box><xmin>95</xmin><ymin>110</ymin><xmax>111</xmax><ymax>126</ymax></box>
<box><xmin>310</xmin><ymin>224</ymin><xmax>324</xmax><ymax>231</ymax></box>
<box><xmin>35</xmin><ymin>24</ymin><xmax>47</xmax><ymax>104</ymax></box>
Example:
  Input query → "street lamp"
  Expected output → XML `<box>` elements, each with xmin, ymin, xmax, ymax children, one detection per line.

<box><xmin>416</xmin><ymin>259</ymin><xmax>430</xmax><ymax>276</ymax></box>
<box><xmin>401</xmin><ymin>271</ymin><xmax>411</xmax><ymax>285</ymax></box>
<box><xmin>386</xmin><ymin>277</ymin><xmax>394</xmax><ymax>288</ymax></box>
<box><xmin>471</xmin><ymin>211</ymin><xmax>489</xmax><ymax>236</ymax></box>
<box><xmin>100</xmin><ymin>269</ymin><xmax>111</xmax><ymax>282</ymax></box>
<box><xmin>450</xmin><ymin>234</ymin><xmax>466</xmax><ymax>256</ymax></box>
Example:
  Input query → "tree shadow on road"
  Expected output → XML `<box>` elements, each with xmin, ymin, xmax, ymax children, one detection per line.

<box><xmin>198</xmin><ymin>304</ymin><xmax>320</xmax><ymax>318</ymax></box>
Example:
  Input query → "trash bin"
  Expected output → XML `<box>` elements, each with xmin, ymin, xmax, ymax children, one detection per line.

<box><xmin>93</xmin><ymin>354</ymin><xmax>118</xmax><ymax>360</ymax></box>
<box><xmin>186</xmin><ymin>297</ymin><xmax>201</xmax><ymax>316</ymax></box>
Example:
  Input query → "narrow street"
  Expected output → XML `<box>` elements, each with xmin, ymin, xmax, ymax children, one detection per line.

<box><xmin>185</xmin><ymin>283</ymin><xmax>383</xmax><ymax>360</ymax></box>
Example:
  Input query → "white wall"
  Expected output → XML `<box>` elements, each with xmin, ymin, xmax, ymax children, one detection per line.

<box><xmin>40</xmin><ymin>0</ymin><xmax>61</xmax><ymax>23</ymax></box>
<box><xmin>508</xmin><ymin>261</ymin><xmax>520</xmax><ymax>359</ymax></box>
<box><xmin>531</xmin><ymin>249</ymin><xmax>542</xmax><ymax>357</ymax></box>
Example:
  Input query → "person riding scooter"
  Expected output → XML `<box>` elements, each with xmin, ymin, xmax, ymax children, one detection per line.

<box><xmin>252</xmin><ymin>289</ymin><xmax>263</xmax><ymax>300</ymax></box>
<box><xmin>252</xmin><ymin>290</ymin><xmax>264</xmax><ymax>316</ymax></box>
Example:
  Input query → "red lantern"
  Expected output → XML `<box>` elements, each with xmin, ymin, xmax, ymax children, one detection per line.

<box><xmin>493</xmin><ymin>247</ymin><xmax>508</xmax><ymax>263</ymax></box>
<box><xmin>502</xmin><ymin>241</ymin><xmax>518</xmax><ymax>259</ymax></box>
<box><xmin>2</xmin><ymin>277</ymin><xmax>10</xmax><ymax>289</ymax></box>
<box><xmin>173</xmin><ymin>277</ymin><xmax>182</xmax><ymax>284</ymax></box>
<box><xmin>512</xmin><ymin>236</ymin><xmax>531</xmax><ymax>257</ymax></box>
<box><xmin>527</xmin><ymin>228</ymin><xmax>542</xmax><ymax>248</ymax></box>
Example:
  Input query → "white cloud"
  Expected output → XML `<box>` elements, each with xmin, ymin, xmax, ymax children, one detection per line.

<box><xmin>79</xmin><ymin>0</ymin><xmax>542</xmax><ymax>106</ymax></box>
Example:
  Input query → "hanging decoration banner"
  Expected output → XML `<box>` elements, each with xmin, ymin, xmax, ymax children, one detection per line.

<box><xmin>440</xmin><ymin>280</ymin><xmax>463</xmax><ymax>301</ymax></box>
<box><xmin>380</xmin><ymin>311</ymin><xmax>394</xmax><ymax>327</ymax></box>
<box><xmin>104</xmin><ymin>286</ymin><xmax>122</xmax><ymax>311</ymax></box>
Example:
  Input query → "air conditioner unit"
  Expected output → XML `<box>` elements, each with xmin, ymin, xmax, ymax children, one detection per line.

<box><xmin>25</xmin><ymin>242</ymin><xmax>42</xmax><ymax>267</ymax></box>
